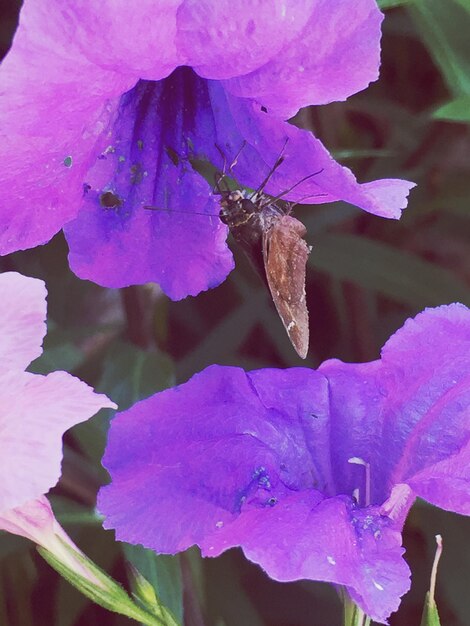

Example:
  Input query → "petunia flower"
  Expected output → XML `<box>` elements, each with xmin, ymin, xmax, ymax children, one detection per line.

<box><xmin>0</xmin><ymin>1</ymin><xmax>415</xmax><ymax>299</ymax></box>
<box><xmin>98</xmin><ymin>304</ymin><xmax>470</xmax><ymax>624</ymax></box>
<box><xmin>0</xmin><ymin>272</ymin><xmax>116</xmax><ymax>551</ymax></box>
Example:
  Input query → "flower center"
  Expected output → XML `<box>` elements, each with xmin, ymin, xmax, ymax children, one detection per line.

<box><xmin>348</xmin><ymin>457</ymin><xmax>371</xmax><ymax>507</ymax></box>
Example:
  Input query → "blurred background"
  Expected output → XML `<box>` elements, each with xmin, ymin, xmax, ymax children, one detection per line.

<box><xmin>1</xmin><ymin>0</ymin><xmax>469</xmax><ymax>624</ymax></box>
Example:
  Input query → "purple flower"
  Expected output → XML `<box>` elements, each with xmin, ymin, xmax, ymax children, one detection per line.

<box><xmin>0</xmin><ymin>1</ymin><xmax>414</xmax><ymax>298</ymax></box>
<box><xmin>98</xmin><ymin>304</ymin><xmax>470</xmax><ymax>624</ymax></box>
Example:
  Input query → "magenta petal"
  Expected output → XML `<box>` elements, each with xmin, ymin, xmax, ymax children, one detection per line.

<box><xmin>64</xmin><ymin>76</ymin><xmax>234</xmax><ymax>295</ymax></box>
<box><xmin>0</xmin><ymin>273</ymin><xmax>47</xmax><ymax>371</ymax></box>
<box><xmin>223</xmin><ymin>0</ymin><xmax>384</xmax><ymax>117</ymax></box>
<box><xmin>320</xmin><ymin>304</ymin><xmax>470</xmax><ymax>515</ymax></box>
<box><xmin>219</xmin><ymin>93</ymin><xmax>415</xmax><ymax>219</ymax></box>
<box><xmin>0</xmin><ymin>0</ymin><xmax>182</xmax><ymax>255</ymax></box>
<box><xmin>98</xmin><ymin>366</ymin><xmax>331</xmax><ymax>549</ymax></box>
<box><xmin>207</xmin><ymin>494</ymin><xmax>410</xmax><ymax>624</ymax></box>
<box><xmin>99</xmin><ymin>364</ymin><xmax>412</xmax><ymax>623</ymax></box>
<box><xmin>177</xmin><ymin>0</ymin><xmax>312</xmax><ymax>80</ymax></box>
<box><xmin>381</xmin><ymin>304</ymin><xmax>470</xmax><ymax>514</ymax></box>
<box><xmin>0</xmin><ymin>3</ymin><xmax>141</xmax><ymax>254</ymax></box>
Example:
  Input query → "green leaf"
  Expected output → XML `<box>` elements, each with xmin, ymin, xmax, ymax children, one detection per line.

<box><xmin>29</xmin><ymin>326</ymin><xmax>85</xmax><ymax>375</ymax></box>
<box><xmin>433</xmin><ymin>95</ymin><xmax>470</xmax><ymax>122</ymax></box>
<box><xmin>73</xmin><ymin>341</ymin><xmax>174</xmax><ymax>463</ymax></box>
<box><xmin>378</xmin><ymin>0</ymin><xmax>409</xmax><ymax>8</ymax></box>
<box><xmin>38</xmin><ymin>541</ymin><xmax>178</xmax><ymax>626</ymax></box>
<box><xmin>420</xmin><ymin>591</ymin><xmax>442</xmax><ymax>626</ymax></box>
<box><xmin>409</xmin><ymin>0</ymin><xmax>470</xmax><ymax>96</ymax></box>
<box><xmin>54</xmin><ymin>525</ymin><xmax>120</xmax><ymax>626</ymax></box>
<box><xmin>124</xmin><ymin>545</ymin><xmax>183</xmax><ymax>626</ymax></box>
<box><xmin>98</xmin><ymin>340</ymin><xmax>174</xmax><ymax>411</ymax></box>
<box><xmin>311</xmin><ymin>234</ymin><xmax>470</xmax><ymax>307</ymax></box>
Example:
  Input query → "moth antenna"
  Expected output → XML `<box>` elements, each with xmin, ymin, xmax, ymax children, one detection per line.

<box><xmin>144</xmin><ymin>205</ymin><xmax>216</xmax><ymax>218</ymax></box>
<box><xmin>228</xmin><ymin>140</ymin><xmax>247</xmax><ymax>174</ymax></box>
<box><xmin>258</xmin><ymin>168</ymin><xmax>324</xmax><ymax>209</ymax></box>
<box><xmin>213</xmin><ymin>140</ymin><xmax>246</xmax><ymax>194</ymax></box>
<box><xmin>288</xmin><ymin>191</ymin><xmax>329</xmax><ymax>211</ymax></box>
<box><xmin>255</xmin><ymin>138</ymin><xmax>289</xmax><ymax>196</ymax></box>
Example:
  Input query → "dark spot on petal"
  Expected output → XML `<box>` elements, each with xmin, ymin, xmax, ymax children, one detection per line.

<box><xmin>63</xmin><ymin>156</ymin><xmax>73</xmax><ymax>168</ymax></box>
<box><xmin>261</xmin><ymin>105</ymin><xmax>268</xmax><ymax>113</ymax></box>
<box><xmin>165</xmin><ymin>146</ymin><xmax>180</xmax><ymax>166</ymax></box>
<box><xmin>100</xmin><ymin>191</ymin><xmax>122</xmax><ymax>208</ymax></box>
<box><xmin>130</xmin><ymin>163</ymin><xmax>144</xmax><ymax>185</ymax></box>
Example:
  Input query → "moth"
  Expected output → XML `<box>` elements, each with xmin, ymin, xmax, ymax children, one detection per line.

<box><xmin>215</xmin><ymin>152</ymin><xmax>320</xmax><ymax>359</ymax></box>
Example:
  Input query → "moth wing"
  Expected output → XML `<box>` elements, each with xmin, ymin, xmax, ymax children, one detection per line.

<box><xmin>263</xmin><ymin>215</ymin><xmax>310</xmax><ymax>359</ymax></box>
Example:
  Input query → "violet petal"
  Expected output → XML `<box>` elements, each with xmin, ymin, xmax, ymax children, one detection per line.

<box><xmin>223</xmin><ymin>0</ymin><xmax>384</xmax><ymax>117</ymax></box>
<box><xmin>64</xmin><ymin>75</ymin><xmax>234</xmax><ymax>296</ymax></box>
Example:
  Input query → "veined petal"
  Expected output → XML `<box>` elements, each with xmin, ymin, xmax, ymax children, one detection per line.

<box><xmin>218</xmin><ymin>93</ymin><xmax>415</xmax><ymax>219</ymax></box>
<box><xmin>0</xmin><ymin>0</ymin><xmax>183</xmax><ymax>255</ymax></box>
<box><xmin>99</xmin><ymin>364</ymin><xmax>410</xmax><ymax>624</ymax></box>
<box><xmin>64</xmin><ymin>75</ymin><xmax>234</xmax><ymax>296</ymax></box>
<box><xmin>222</xmin><ymin>0</ymin><xmax>384</xmax><ymax>117</ymax></box>
<box><xmin>0</xmin><ymin>273</ymin><xmax>46</xmax><ymax>372</ymax></box>
<box><xmin>0</xmin><ymin>370</ymin><xmax>116</xmax><ymax>514</ymax></box>
<box><xmin>177</xmin><ymin>0</ymin><xmax>314</xmax><ymax>80</ymax></box>
<box><xmin>319</xmin><ymin>304</ymin><xmax>470</xmax><ymax>512</ymax></box>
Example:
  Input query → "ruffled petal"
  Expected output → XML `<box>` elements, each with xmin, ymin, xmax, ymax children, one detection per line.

<box><xmin>99</xmin><ymin>364</ymin><xmax>410</xmax><ymax>623</ymax></box>
<box><xmin>319</xmin><ymin>304</ymin><xmax>470</xmax><ymax>513</ymax></box>
<box><xmin>0</xmin><ymin>273</ymin><xmax>47</xmax><ymax>372</ymax></box>
<box><xmin>98</xmin><ymin>365</ymin><xmax>330</xmax><ymax>548</ymax></box>
<box><xmin>177</xmin><ymin>0</ymin><xmax>313</xmax><ymax>80</ymax></box>
<box><xmin>64</xmin><ymin>74</ymin><xmax>234</xmax><ymax>296</ymax></box>
<box><xmin>207</xmin><ymin>89</ymin><xmax>415</xmax><ymax>219</ymax></box>
<box><xmin>0</xmin><ymin>0</ymin><xmax>182</xmax><ymax>254</ymax></box>
<box><xmin>222</xmin><ymin>0</ymin><xmax>384</xmax><ymax>117</ymax></box>
<box><xmin>381</xmin><ymin>304</ymin><xmax>470</xmax><ymax>514</ymax></box>
<box><xmin>207</xmin><ymin>495</ymin><xmax>410</xmax><ymax>625</ymax></box>
<box><xmin>0</xmin><ymin>371</ymin><xmax>116</xmax><ymax>514</ymax></box>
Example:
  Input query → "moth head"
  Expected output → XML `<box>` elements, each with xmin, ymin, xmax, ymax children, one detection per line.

<box><xmin>228</xmin><ymin>190</ymin><xmax>244</xmax><ymax>202</ymax></box>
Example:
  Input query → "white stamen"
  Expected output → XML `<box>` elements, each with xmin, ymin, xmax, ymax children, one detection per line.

<box><xmin>348</xmin><ymin>457</ymin><xmax>371</xmax><ymax>506</ymax></box>
<box><xmin>430</xmin><ymin>535</ymin><xmax>443</xmax><ymax>603</ymax></box>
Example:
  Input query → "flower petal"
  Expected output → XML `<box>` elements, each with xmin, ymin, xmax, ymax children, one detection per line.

<box><xmin>319</xmin><ymin>304</ymin><xmax>470</xmax><ymax>514</ymax></box>
<box><xmin>64</xmin><ymin>76</ymin><xmax>234</xmax><ymax>296</ymax></box>
<box><xmin>0</xmin><ymin>496</ymin><xmax>104</xmax><ymax>585</ymax></box>
<box><xmin>381</xmin><ymin>304</ymin><xmax>470</xmax><ymax>514</ymax></box>
<box><xmin>206</xmin><ymin>495</ymin><xmax>410</xmax><ymax>624</ymax></box>
<box><xmin>0</xmin><ymin>0</ymin><xmax>182</xmax><ymax>254</ymax></box>
<box><xmin>210</xmin><ymin>89</ymin><xmax>415</xmax><ymax>219</ymax></box>
<box><xmin>98</xmin><ymin>365</ymin><xmax>330</xmax><ymax>549</ymax></box>
<box><xmin>0</xmin><ymin>272</ymin><xmax>47</xmax><ymax>371</ymax></box>
<box><xmin>0</xmin><ymin>371</ymin><xmax>116</xmax><ymax>514</ymax></box>
<box><xmin>177</xmin><ymin>0</ymin><xmax>313</xmax><ymax>80</ymax></box>
<box><xmin>99</xmin><ymin>364</ymin><xmax>410</xmax><ymax>623</ymax></box>
<box><xmin>223</xmin><ymin>0</ymin><xmax>384</xmax><ymax>117</ymax></box>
